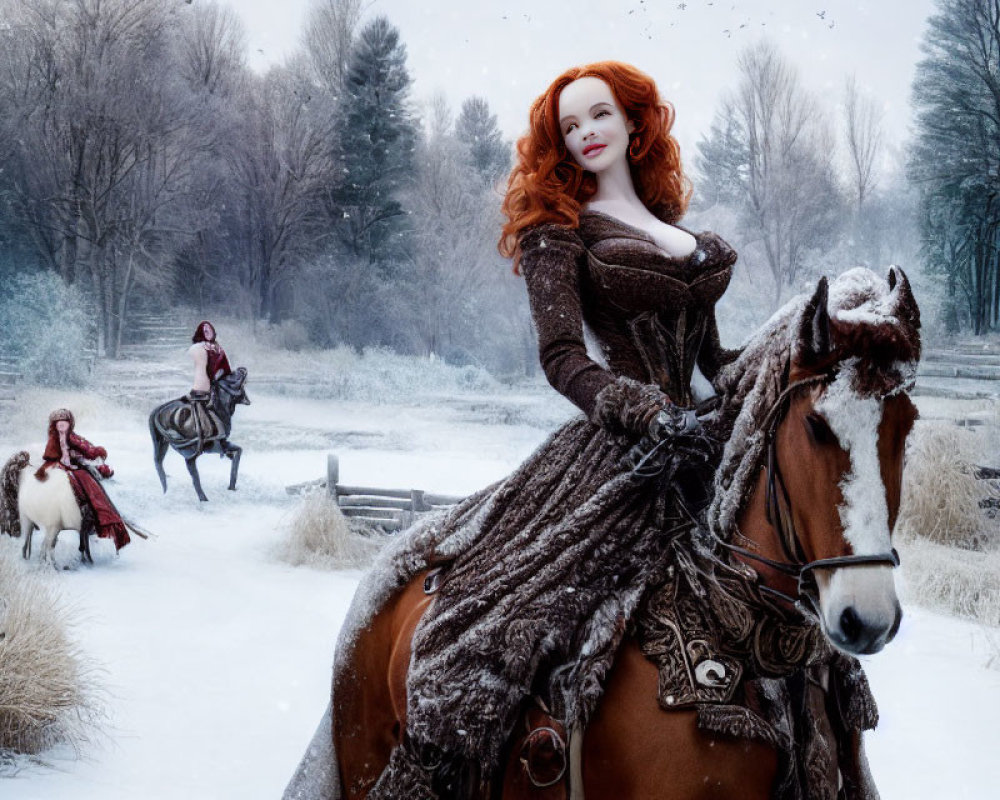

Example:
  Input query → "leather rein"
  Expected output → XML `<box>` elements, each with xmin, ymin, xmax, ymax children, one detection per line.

<box><xmin>717</xmin><ymin>372</ymin><xmax>901</xmax><ymax>615</ymax></box>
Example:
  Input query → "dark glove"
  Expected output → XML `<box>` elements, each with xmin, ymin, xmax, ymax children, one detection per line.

<box><xmin>94</xmin><ymin>446</ymin><xmax>108</xmax><ymax>459</ymax></box>
<box><xmin>97</xmin><ymin>464</ymin><xmax>114</xmax><ymax>479</ymax></box>
<box><xmin>591</xmin><ymin>377</ymin><xmax>670</xmax><ymax>437</ymax></box>
<box><xmin>648</xmin><ymin>405</ymin><xmax>702</xmax><ymax>442</ymax></box>
<box><xmin>625</xmin><ymin>405</ymin><xmax>720</xmax><ymax>514</ymax></box>
<box><xmin>628</xmin><ymin>405</ymin><xmax>713</xmax><ymax>467</ymax></box>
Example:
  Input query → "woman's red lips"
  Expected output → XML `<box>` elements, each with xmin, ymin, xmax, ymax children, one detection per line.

<box><xmin>583</xmin><ymin>143</ymin><xmax>606</xmax><ymax>156</ymax></box>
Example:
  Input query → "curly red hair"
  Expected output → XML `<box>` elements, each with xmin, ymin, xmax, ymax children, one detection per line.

<box><xmin>499</xmin><ymin>61</ymin><xmax>692</xmax><ymax>272</ymax></box>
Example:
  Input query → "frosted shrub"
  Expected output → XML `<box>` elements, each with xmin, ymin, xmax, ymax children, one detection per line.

<box><xmin>0</xmin><ymin>548</ymin><xmax>101</xmax><ymax>765</ymax></box>
<box><xmin>0</xmin><ymin>273</ymin><xmax>91</xmax><ymax>387</ymax></box>
<box><xmin>200</xmin><ymin>318</ymin><xmax>500</xmax><ymax>404</ymax></box>
<box><xmin>894</xmin><ymin>421</ymin><xmax>1000</xmax><ymax>625</ymax></box>
<box><xmin>895</xmin><ymin>422</ymin><xmax>999</xmax><ymax>550</ymax></box>
<box><xmin>898</xmin><ymin>538</ymin><xmax>1000</xmax><ymax>626</ymax></box>
<box><xmin>276</xmin><ymin>490</ymin><xmax>389</xmax><ymax>570</ymax></box>
<box><xmin>352</xmin><ymin>347</ymin><xmax>495</xmax><ymax>398</ymax></box>
<box><xmin>263</xmin><ymin>319</ymin><xmax>311</xmax><ymax>352</ymax></box>
<box><xmin>308</xmin><ymin>347</ymin><xmax>496</xmax><ymax>403</ymax></box>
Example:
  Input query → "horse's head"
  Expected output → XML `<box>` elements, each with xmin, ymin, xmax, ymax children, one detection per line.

<box><xmin>714</xmin><ymin>266</ymin><xmax>920</xmax><ymax>657</ymax></box>
<box><xmin>216</xmin><ymin>367</ymin><xmax>251</xmax><ymax>416</ymax></box>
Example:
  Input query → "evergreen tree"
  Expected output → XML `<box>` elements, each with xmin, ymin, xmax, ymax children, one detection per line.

<box><xmin>455</xmin><ymin>96</ymin><xmax>510</xmax><ymax>187</ymax></box>
<box><xmin>330</xmin><ymin>16</ymin><xmax>417</xmax><ymax>268</ymax></box>
<box><xmin>910</xmin><ymin>0</ymin><xmax>1000</xmax><ymax>334</ymax></box>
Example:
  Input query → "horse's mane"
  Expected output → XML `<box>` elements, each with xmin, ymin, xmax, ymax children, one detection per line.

<box><xmin>706</xmin><ymin>303</ymin><xmax>800</xmax><ymax>543</ymax></box>
<box><xmin>0</xmin><ymin>451</ymin><xmax>30</xmax><ymax>536</ymax></box>
<box><xmin>706</xmin><ymin>267</ymin><xmax>922</xmax><ymax>544</ymax></box>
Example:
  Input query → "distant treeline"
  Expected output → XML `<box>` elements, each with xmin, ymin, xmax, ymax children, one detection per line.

<box><xmin>696</xmin><ymin>0</ymin><xmax>1000</xmax><ymax>337</ymax></box>
<box><xmin>0</xmin><ymin>0</ymin><xmax>996</xmax><ymax>378</ymax></box>
<box><xmin>0</xmin><ymin>0</ymin><xmax>531</xmax><ymax>376</ymax></box>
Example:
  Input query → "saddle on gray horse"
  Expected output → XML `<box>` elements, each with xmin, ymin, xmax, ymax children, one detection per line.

<box><xmin>158</xmin><ymin>369</ymin><xmax>246</xmax><ymax>453</ymax></box>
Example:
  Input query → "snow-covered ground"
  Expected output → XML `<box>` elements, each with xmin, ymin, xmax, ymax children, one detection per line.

<box><xmin>1</xmin><ymin>380</ymin><xmax>999</xmax><ymax>799</ymax></box>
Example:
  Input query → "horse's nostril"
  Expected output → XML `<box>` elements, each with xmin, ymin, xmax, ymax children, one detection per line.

<box><xmin>888</xmin><ymin>605</ymin><xmax>903</xmax><ymax>641</ymax></box>
<box><xmin>840</xmin><ymin>606</ymin><xmax>862</xmax><ymax>643</ymax></box>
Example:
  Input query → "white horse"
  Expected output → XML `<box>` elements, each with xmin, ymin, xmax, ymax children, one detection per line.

<box><xmin>1</xmin><ymin>451</ymin><xmax>93</xmax><ymax>566</ymax></box>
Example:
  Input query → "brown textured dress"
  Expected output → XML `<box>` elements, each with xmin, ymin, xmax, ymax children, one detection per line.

<box><xmin>305</xmin><ymin>212</ymin><xmax>880</xmax><ymax>800</ymax></box>
<box><xmin>364</xmin><ymin>212</ymin><xmax>744</xmax><ymax>788</ymax></box>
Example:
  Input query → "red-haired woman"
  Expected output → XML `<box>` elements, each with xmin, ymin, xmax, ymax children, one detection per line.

<box><xmin>189</xmin><ymin>320</ymin><xmax>232</xmax><ymax>394</ymax></box>
<box><xmin>36</xmin><ymin>408</ymin><xmax>130</xmax><ymax>551</ymax></box>
<box><xmin>354</xmin><ymin>63</ymin><xmax>740</xmax><ymax>795</ymax></box>
<box><xmin>187</xmin><ymin>320</ymin><xmax>232</xmax><ymax>440</ymax></box>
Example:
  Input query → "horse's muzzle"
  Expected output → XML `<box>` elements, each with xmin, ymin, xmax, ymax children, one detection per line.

<box><xmin>827</xmin><ymin>601</ymin><xmax>902</xmax><ymax>655</ymax></box>
<box><xmin>816</xmin><ymin>564</ymin><xmax>902</xmax><ymax>656</ymax></box>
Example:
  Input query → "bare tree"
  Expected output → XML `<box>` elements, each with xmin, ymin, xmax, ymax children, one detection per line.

<box><xmin>302</xmin><ymin>0</ymin><xmax>362</xmax><ymax>96</ymax></box>
<box><xmin>405</xmin><ymin>96</ymin><xmax>494</xmax><ymax>356</ymax></box>
<box><xmin>699</xmin><ymin>40</ymin><xmax>844</xmax><ymax>306</ymax></box>
<box><xmin>0</xmin><ymin>0</ymin><xmax>217</xmax><ymax>355</ymax></box>
<box><xmin>224</xmin><ymin>67</ymin><xmax>335</xmax><ymax>322</ymax></box>
<box><xmin>843</xmin><ymin>75</ymin><xmax>884</xmax><ymax>210</ymax></box>
<box><xmin>399</xmin><ymin>95</ymin><xmax>530</xmax><ymax>372</ymax></box>
<box><xmin>175</xmin><ymin>0</ymin><xmax>247</xmax><ymax>97</ymax></box>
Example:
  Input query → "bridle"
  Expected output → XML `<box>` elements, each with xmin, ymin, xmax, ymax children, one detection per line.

<box><xmin>718</xmin><ymin>372</ymin><xmax>901</xmax><ymax>616</ymax></box>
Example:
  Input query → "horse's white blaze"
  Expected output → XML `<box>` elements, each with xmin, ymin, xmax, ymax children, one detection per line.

<box><xmin>815</xmin><ymin>364</ymin><xmax>891</xmax><ymax>557</ymax></box>
<box><xmin>814</xmin><ymin>363</ymin><xmax>899</xmax><ymax>640</ymax></box>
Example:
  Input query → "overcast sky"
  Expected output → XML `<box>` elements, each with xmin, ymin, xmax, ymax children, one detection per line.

<box><xmin>221</xmin><ymin>0</ymin><xmax>936</xmax><ymax>156</ymax></box>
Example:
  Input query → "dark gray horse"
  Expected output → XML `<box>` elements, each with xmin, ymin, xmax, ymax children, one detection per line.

<box><xmin>149</xmin><ymin>367</ymin><xmax>250</xmax><ymax>501</ymax></box>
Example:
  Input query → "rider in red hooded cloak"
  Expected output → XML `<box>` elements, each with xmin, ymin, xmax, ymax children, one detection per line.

<box><xmin>35</xmin><ymin>408</ymin><xmax>130</xmax><ymax>551</ymax></box>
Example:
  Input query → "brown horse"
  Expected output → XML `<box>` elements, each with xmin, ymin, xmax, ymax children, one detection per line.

<box><xmin>284</xmin><ymin>267</ymin><xmax>920</xmax><ymax>799</ymax></box>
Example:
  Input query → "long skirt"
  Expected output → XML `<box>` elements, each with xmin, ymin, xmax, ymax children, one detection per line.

<box><xmin>352</xmin><ymin>416</ymin><xmax>691</xmax><ymax>788</ymax></box>
<box><xmin>60</xmin><ymin>466</ymin><xmax>130</xmax><ymax>551</ymax></box>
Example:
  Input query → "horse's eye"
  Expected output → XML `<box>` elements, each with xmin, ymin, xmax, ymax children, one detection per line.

<box><xmin>805</xmin><ymin>413</ymin><xmax>838</xmax><ymax>446</ymax></box>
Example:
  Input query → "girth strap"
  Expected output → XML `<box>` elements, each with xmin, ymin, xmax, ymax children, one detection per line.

<box><xmin>506</xmin><ymin>699</ymin><xmax>570</xmax><ymax>799</ymax></box>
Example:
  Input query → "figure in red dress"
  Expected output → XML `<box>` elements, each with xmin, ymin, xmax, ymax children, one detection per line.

<box><xmin>34</xmin><ymin>408</ymin><xmax>130</xmax><ymax>551</ymax></box>
<box><xmin>187</xmin><ymin>321</ymin><xmax>232</xmax><ymax>446</ymax></box>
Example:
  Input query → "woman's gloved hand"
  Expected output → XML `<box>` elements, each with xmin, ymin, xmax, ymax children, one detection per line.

<box><xmin>647</xmin><ymin>405</ymin><xmax>702</xmax><ymax>442</ymax></box>
<box><xmin>625</xmin><ymin>405</ymin><xmax>720</xmax><ymax>513</ymax></box>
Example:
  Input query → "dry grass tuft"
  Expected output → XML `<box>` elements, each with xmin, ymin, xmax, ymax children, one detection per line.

<box><xmin>276</xmin><ymin>490</ymin><xmax>389</xmax><ymax>570</ymax></box>
<box><xmin>896</xmin><ymin>421</ymin><xmax>1000</xmax><ymax>550</ymax></box>
<box><xmin>898</xmin><ymin>537</ymin><xmax>1000</xmax><ymax>627</ymax></box>
<box><xmin>0</xmin><ymin>547</ymin><xmax>102</xmax><ymax>768</ymax></box>
<box><xmin>894</xmin><ymin>420</ymin><xmax>1000</xmax><ymax>633</ymax></box>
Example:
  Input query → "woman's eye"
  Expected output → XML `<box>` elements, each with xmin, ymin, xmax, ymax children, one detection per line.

<box><xmin>595</xmin><ymin>110</ymin><xmax>610</xmax><ymax>118</ymax></box>
<box><xmin>805</xmin><ymin>413</ymin><xmax>837</xmax><ymax>446</ymax></box>
<box><xmin>565</xmin><ymin>123</ymin><xmax>577</xmax><ymax>134</ymax></box>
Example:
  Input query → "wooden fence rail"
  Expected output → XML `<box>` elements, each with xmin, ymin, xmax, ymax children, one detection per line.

<box><xmin>285</xmin><ymin>453</ymin><xmax>464</xmax><ymax>532</ymax></box>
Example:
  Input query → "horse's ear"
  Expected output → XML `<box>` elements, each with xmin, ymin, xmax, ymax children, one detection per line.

<box><xmin>797</xmin><ymin>276</ymin><xmax>832</xmax><ymax>364</ymax></box>
<box><xmin>887</xmin><ymin>265</ymin><xmax>921</xmax><ymax>329</ymax></box>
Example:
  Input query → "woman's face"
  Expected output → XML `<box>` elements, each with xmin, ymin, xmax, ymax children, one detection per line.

<box><xmin>558</xmin><ymin>77</ymin><xmax>635</xmax><ymax>174</ymax></box>
<box><xmin>202</xmin><ymin>322</ymin><xmax>215</xmax><ymax>342</ymax></box>
<box><xmin>56</xmin><ymin>420</ymin><xmax>70</xmax><ymax>433</ymax></box>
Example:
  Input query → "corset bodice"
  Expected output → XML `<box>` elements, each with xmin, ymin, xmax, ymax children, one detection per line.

<box><xmin>575</xmin><ymin>212</ymin><xmax>735</xmax><ymax>404</ymax></box>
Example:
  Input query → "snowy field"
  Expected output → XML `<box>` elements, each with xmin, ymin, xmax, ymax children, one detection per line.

<box><xmin>1</xmin><ymin>379</ymin><xmax>999</xmax><ymax>799</ymax></box>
